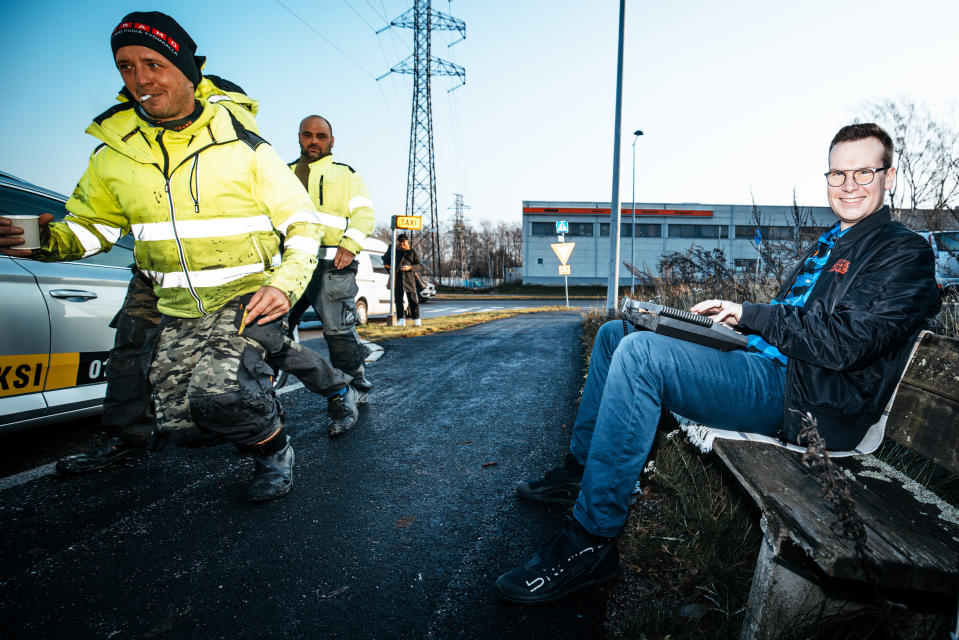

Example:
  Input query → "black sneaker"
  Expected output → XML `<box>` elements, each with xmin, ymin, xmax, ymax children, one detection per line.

<box><xmin>328</xmin><ymin>386</ymin><xmax>359</xmax><ymax>436</ymax></box>
<box><xmin>517</xmin><ymin>454</ymin><xmax>584</xmax><ymax>504</ymax></box>
<box><xmin>495</xmin><ymin>518</ymin><xmax>620</xmax><ymax>604</ymax></box>
<box><xmin>55</xmin><ymin>436</ymin><xmax>151</xmax><ymax>475</ymax></box>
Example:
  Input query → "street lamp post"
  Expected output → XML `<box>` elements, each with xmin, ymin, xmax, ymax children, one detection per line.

<box><xmin>630</xmin><ymin>129</ymin><xmax>643</xmax><ymax>295</ymax></box>
<box><xmin>605</xmin><ymin>0</ymin><xmax>627</xmax><ymax>315</ymax></box>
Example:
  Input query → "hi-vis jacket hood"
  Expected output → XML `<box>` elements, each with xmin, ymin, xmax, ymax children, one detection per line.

<box><xmin>288</xmin><ymin>154</ymin><xmax>375</xmax><ymax>258</ymax></box>
<box><xmin>36</xmin><ymin>99</ymin><xmax>323</xmax><ymax>318</ymax></box>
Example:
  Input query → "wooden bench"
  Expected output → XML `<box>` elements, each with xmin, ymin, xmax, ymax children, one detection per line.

<box><xmin>707</xmin><ymin>331</ymin><xmax>959</xmax><ymax>639</ymax></box>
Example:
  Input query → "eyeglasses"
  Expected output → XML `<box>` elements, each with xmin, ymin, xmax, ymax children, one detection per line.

<box><xmin>824</xmin><ymin>167</ymin><xmax>889</xmax><ymax>187</ymax></box>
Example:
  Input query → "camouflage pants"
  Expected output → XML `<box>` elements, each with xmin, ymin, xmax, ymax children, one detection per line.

<box><xmin>149</xmin><ymin>299</ymin><xmax>283</xmax><ymax>448</ymax></box>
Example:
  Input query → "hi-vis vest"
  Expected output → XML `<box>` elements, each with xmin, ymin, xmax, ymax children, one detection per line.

<box><xmin>36</xmin><ymin>100</ymin><xmax>324</xmax><ymax>318</ymax></box>
<box><xmin>288</xmin><ymin>155</ymin><xmax>375</xmax><ymax>258</ymax></box>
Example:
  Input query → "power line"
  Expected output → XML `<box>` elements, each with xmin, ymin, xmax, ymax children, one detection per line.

<box><xmin>273</xmin><ymin>0</ymin><xmax>377</xmax><ymax>79</ymax></box>
<box><xmin>365</xmin><ymin>0</ymin><xmax>388</xmax><ymax>22</ymax></box>
<box><xmin>342</xmin><ymin>0</ymin><xmax>379</xmax><ymax>31</ymax></box>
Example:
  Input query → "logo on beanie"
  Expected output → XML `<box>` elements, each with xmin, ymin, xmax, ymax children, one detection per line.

<box><xmin>113</xmin><ymin>21</ymin><xmax>180</xmax><ymax>56</ymax></box>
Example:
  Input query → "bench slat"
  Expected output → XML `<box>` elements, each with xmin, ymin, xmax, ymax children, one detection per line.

<box><xmin>713</xmin><ymin>440</ymin><xmax>959</xmax><ymax>594</ymax></box>
<box><xmin>885</xmin><ymin>332</ymin><xmax>959</xmax><ymax>475</ymax></box>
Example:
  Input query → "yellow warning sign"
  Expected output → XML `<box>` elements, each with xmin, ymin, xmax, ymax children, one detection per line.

<box><xmin>558</xmin><ymin>265</ymin><xmax>571</xmax><ymax>275</ymax></box>
<box><xmin>550</xmin><ymin>242</ymin><xmax>575</xmax><ymax>265</ymax></box>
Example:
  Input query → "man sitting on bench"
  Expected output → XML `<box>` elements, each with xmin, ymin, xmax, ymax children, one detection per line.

<box><xmin>496</xmin><ymin>123</ymin><xmax>942</xmax><ymax>604</ymax></box>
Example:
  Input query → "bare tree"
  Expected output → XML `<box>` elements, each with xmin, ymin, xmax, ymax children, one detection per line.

<box><xmin>861</xmin><ymin>99</ymin><xmax>959</xmax><ymax>230</ymax></box>
<box><xmin>749</xmin><ymin>190</ymin><xmax>815</xmax><ymax>288</ymax></box>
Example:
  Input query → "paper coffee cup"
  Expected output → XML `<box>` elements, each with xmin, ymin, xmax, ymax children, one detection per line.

<box><xmin>6</xmin><ymin>215</ymin><xmax>41</xmax><ymax>250</ymax></box>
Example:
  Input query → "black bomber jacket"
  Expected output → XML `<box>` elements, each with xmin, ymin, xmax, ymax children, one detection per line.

<box><xmin>738</xmin><ymin>207</ymin><xmax>941</xmax><ymax>450</ymax></box>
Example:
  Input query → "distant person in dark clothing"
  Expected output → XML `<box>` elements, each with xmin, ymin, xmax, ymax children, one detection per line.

<box><xmin>385</xmin><ymin>234</ymin><xmax>421</xmax><ymax>326</ymax></box>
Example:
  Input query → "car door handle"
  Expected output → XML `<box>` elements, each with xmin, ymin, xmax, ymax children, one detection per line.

<box><xmin>49</xmin><ymin>289</ymin><xmax>99</xmax><ymax>300</ymax></box>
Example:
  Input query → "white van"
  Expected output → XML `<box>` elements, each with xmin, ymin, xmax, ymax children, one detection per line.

<box><xmin>354</xmin><ymin>237</ymin><xmax>393</xmax><ymax>324</ymax></box>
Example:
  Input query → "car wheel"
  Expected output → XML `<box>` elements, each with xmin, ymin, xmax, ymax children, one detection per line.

<box><xmin>272</xmin><ymin>324</ymin><xmax>299</xmax><ymax>390</ymax></box>
<box><xmin>355</xmin><ymin>299</ymin><xmax>369</xmax><ymax>325</ymax></box>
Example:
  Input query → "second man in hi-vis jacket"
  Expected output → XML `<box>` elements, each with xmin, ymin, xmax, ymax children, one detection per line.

<box><xmin>288</xmin><ymin>115</ymin><xmax>377</xmax><ymax>436</ymax></box>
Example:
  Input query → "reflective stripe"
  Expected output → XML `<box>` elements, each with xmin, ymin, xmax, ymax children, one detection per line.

<box><xmin>318</xmin><ymin>247</ymin><xmax>339</xmax><ymax>260</ymax></box>
<box><xmin>284</xmin><ymin>236</ymin><xmax>320</xmax><ymax>256</ymax></box>
<box><xmin>143</xmin><ymin>261</ymin><xmax>269</xmax><ymax>289</ymax></box>
<box><xmin>315</xmin><ymin>212</ymin><xmax>348</xmax><ymax>231</ymax></box>
<box><xmin>276</xmin><ymin>211</ymin><xmax>323</xmax><ymax>236</ymax></box>
<box><xmin>348</xmin><ymin>196</ymin><xmax>373</xmax><ymax>212</ymax></box>
<box><xmin>66</xmin><ymin>221</ymin><xmax>102</xmax><ymax>257</ymax></box>
<box><xmin>93</xmin><ymin>223</ymin><xmax>122</xmax><ymax>244</ymax></box>
<box><xmin>132</xmin><ymin>216</ymin><xmax>273</xmax><ymax>241</ymax></box>
<box><xmin>344</xmin><ymin>228</ymin><xmax>366</xmax><ymax>244</ymax></box>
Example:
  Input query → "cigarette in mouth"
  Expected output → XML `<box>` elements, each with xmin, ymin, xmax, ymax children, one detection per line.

<box><xmin>139</xmin><ymin>94</ymin><xmax>153</xmax><ymax>102</ymax></box>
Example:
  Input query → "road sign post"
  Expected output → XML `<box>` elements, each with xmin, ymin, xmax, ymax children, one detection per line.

<box><xmin>551</xmin><ymin>241</ymin><xmax>576</xmax><ymax>308</ymax></box>
<box><xmin>558</xmin><ymin>265</ymin><xmax>571</xmax><ymax>305</ymax></box>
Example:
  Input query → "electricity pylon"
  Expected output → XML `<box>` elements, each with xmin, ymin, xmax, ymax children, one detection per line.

<box><xmin>449</xmin><ymin>193</ymin><xmax>470</xmax><ymax>278</ymax></box>
<box><xmin>378</xmin><ymin>0</ymin><xmax>465</xmax><ymax>278</ymax></box>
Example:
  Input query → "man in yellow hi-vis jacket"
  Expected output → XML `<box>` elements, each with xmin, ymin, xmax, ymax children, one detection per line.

<box><xmin>288</xmin><ymin>115</ymin><xmax>377</xmax><ymax>437</ymax></box>
<box><xmin>0</xmin><ymin>12</ymin><xmax>355</xmax><ymax>502</ymax></box>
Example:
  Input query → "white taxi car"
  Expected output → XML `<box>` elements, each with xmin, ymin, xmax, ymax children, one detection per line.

<box><xmin>0</xmin><ymin>172</ymin><xmax>135</xmax><ymax>431</ymax></box>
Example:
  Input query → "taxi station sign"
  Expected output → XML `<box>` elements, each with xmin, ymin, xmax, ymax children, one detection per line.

<box><xmin>391</xmin><ymin>215</ymin><xmax>422</xmax><ymax>231</ymax></box>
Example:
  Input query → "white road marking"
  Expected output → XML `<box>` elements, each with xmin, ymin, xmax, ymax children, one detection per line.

<box><xmin>276</xmin><ymin>381</ymin><xmax>305</xmax><ymax>395</ymax></box>
<box><xmin>0</xmin><ymin>462</ymin><xmax>57</xmax><ymax>492</ymax></box>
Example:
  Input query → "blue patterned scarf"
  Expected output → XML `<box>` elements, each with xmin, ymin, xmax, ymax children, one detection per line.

<box><xmin>746</xmin><ymin>222</ymin><xmax>847</xmax><ymax>365</ymax></box>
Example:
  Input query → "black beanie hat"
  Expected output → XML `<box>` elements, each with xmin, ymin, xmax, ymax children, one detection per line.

<box><xmin>111</xmin><ymin>12</ymin><xmax>205</xmax><ymax>86</ymax></box>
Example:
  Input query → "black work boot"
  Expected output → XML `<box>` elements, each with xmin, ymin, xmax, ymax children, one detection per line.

<box><xmin>56</xmin><ymin>436</ymin><xmax>152</xmax><ymax>475</ymax></box>
<box><xmin>517</xmin><ymin>453</ymin><xmax>585</xmax><ymax>504</ymax></box>
<box><xmin>248</xmin><ymin>437</ymin><xmax>295</xmax><ymax>502</ymax></box>
<box><xmin>328</xmin><ymin>386</ymin><xmax>359</xmax><ymax>436</ymax></box>
<box><xmin>495</xmin><ymin>518</ymin><xmax>620</xmax><ymax>604</ymax></box>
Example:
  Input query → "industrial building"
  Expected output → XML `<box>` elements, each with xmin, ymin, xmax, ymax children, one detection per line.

<box><xmin>521</xmin><ymin>200</ymin><xmax>838</xmax><ymax>285</ymax></box>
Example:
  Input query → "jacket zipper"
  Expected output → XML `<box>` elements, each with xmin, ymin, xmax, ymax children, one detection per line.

<box><xmin>318</xmin><ymin>174</ymin><xmax>324</xmax><ymax>206</ymax></box>
<box><xmin>156</xmin><ymin>129</ymin><xmax>206</xmax><ymax>315</ymax></box>
<box><xmin>777</xmin><ymin>242</ymin><xmax>816</xmax><ymax>442</ymax></box>
<box><xmin>189</xmin><ymin>156</ymin><xmax>200</xmax><ymax>213</ymax></box>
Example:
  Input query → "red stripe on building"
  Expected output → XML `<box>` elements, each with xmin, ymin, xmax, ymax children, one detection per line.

<box><xmin>523</xmin><ymin>207</ymin><xmax>713</xmax><ymax>217</ymax></box>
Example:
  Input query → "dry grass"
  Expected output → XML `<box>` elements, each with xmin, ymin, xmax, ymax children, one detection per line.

<box><xmin>354</xmin><ymin>305</ymin><xmax>578</xmax><ymax>342</ymax></box>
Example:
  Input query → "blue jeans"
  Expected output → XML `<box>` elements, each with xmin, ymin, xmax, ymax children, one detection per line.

<box><xmin>571</xmin><ymin>321</ymin><xmax>786</xmax><ymax>538</ymax></box>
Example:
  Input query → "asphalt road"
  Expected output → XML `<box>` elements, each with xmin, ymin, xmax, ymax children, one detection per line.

<box><xmin>0</xmin><ymin>311</ymin><xmax>614</xmax><ymax>639</ymax></box>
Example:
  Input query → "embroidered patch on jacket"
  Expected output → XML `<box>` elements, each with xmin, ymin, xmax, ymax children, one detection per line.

<box><xmin>829</xmin><ymin>259</ymin><xmax>850</xmax><ymax>274</ymax></box>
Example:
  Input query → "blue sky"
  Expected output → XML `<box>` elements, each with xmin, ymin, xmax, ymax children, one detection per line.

<box><xmin>2</xmin><ymin>1</ymin><xmax>958</xmax><ymax>228</ymax></box>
